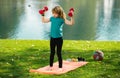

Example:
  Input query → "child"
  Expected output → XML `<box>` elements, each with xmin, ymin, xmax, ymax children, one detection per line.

<box><xmin>41</xmin><ymin>6</ymin><xmax>74</xmax><ymax>71</ymax></box>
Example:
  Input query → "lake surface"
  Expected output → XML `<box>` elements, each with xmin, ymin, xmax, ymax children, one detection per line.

<box><xmin>0</xmin><ymin>0</ymin><xmax>120</xmax><ymax>40</ymax></box>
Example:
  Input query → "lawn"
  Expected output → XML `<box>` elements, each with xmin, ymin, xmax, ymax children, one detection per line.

<box><xmin>0</xmin><ymin>40</ymin><xmax>120</xmax><ymax>78</ymax></box>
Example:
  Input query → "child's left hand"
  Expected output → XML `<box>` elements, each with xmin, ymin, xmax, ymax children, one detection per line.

<box><xmin>39</xmin><ymin>6</ymin><xmax>48</xmax><ymax>16</ymax></box>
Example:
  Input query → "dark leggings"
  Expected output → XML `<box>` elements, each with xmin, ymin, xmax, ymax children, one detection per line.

<box><xmin>50</xmin><ymin>37</ymin><xmax>63</xmax><ymax>68</ymax></box>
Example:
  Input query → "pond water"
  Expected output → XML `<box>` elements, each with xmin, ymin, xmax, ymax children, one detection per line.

<box><xmin>0</xmin><ymin>0</ymin><xmax>120</xmax><ymax>40</ymax></box>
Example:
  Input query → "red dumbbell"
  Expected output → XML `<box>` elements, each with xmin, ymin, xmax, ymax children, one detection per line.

<box><xmin>39</xmin><ymin>6</ymin><xmax>48</xmax><ymax>15</ymax></box>
<box><xmin>69</xmin><ymin>8</ymin><xmax>74</xmax><ymax>12</ymax></box>
<box><xmin>43</xmin><ymin>6</ymin><xmax>48</xmax><ymax>11</ymax></box>
<box><xmin>68</xmin><ymin>8</ymin><xmax>74</xmax><ymax>17</ymax></box>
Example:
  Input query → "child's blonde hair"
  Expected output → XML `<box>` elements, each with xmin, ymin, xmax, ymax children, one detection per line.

<box><xmin>52</xmin><ymin>6</ymin><xmax>66</xmax><ymax>20</ymax></box>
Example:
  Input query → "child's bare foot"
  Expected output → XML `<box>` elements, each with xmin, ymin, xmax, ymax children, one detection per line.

<box><xmin>57</xmin><ymin>68</ymin><xmax>63</xmax><ymax>72</ymax></box>
<box><xmin>47</xmin><ymin>67</ymin><xmax>53</xmax><ymax>71</ymax></box>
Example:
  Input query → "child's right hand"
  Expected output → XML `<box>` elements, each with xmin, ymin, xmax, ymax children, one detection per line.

<box><xmin>68</xmin><ymin>8</ymin><xmax>74</xmax><ymax>17</ymax></box>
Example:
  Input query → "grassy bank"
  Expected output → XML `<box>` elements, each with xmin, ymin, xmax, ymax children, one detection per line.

<box><xmin>0</xmin><ymin>40</ymin><xmax>120</xmax><ymax>78</ymax></box>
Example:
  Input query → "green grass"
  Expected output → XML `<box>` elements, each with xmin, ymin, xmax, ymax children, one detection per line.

<box><xmin>0</xmin><ymin>40</ymin><xmax>120</xmax><ymax>78</ymax></box>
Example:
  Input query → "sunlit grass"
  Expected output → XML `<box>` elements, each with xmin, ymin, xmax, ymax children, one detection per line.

<box><xmin>0</xmin><ymin>40</ymin><xmax>120</xmax><ymax>78</ymax></box>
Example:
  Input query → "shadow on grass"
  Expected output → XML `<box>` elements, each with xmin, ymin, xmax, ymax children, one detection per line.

<box><xmin>0</xmin><ymin>47</ymin><xmax>120</xmax><ymax>78</ymax></box>
<box><xmin>0</xmin><ymin>47</ymin><xmax>50</xmax><ymax>78</ymax></box>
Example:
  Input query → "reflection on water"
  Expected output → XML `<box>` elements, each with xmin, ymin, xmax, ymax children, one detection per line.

<box><xmin>96</xmin><ymin>0</ymin><xmax>120</xmax><ymax>40</ymax></box>
<box><xmin>0</xmin><ymin>0</ymin><xmax>120</xmax><ymax>40</ymax></box>
<box><xmin>13</xmin><ymin>0</ymin><xmax>50</xmax><ymax>39</ymax></box>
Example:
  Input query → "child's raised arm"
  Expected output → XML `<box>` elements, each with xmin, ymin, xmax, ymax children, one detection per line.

<box><xmin>65</xmin><ymin>17</ymin><xmax>74</xmax><ymax>26</ymax></box>
<box><xmin>65</xmin><ymin>8</ymin><xmax>75</xmax><ymax>26</ymax></box>
<box><xmin>39</xmin><ymin>6</ymin><xmax>50</xmax><ymax>23</ymax></box>
<box><xmin>42</xmin><ymin>16</ymin><xmax>50</xmax><ymax>23</ymax></box>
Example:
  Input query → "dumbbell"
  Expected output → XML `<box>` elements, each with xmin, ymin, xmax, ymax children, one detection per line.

<box><xmin>68</xmin><ymin>8</ymin><xmax>74</xmax><ymax>17</ymax></box>
<box><xmin>39</xmin><ymin>6</ymin><xmax>48</xmax><ymax>16</ymax></box>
